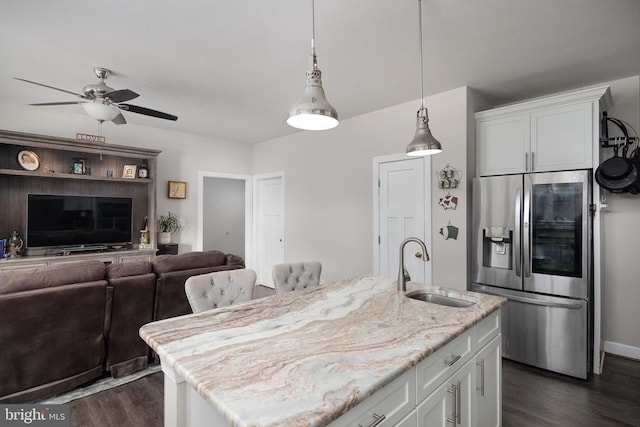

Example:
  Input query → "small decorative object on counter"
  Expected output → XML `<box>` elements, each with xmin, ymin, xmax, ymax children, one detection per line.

<box><xmin>436</xmin><ymin>164</ymin><xmax>463</xmax><ymax>189</ymax></box>
<box><xmin>438</xmin><ymin>192</ymin><xmax>458</xmax><ymax>210</ymax></box>
<box><xmin>0</xmin><ymin>239</ymin><xmax>6</xmax><ymax>259</ymax></box>
<box><xmin>7</xmin><ymin>231</ymin><xmax>25</xmax><ymax>257</ymax></box>
<box><xmin>138</xmin><ymin>160</ymin><xmax>149</xmax><ymax>178</ymax></box>
<box><xmin>439</xmin><ymin>222</ymin><xmax>459</xmax><ymax>240</ymax></box>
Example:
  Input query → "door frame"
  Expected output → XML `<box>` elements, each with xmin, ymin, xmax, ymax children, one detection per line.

<box><xmin>253</xmin><ymin>171</ymin><xmax>285</xmax><ymax>287</ymax></box>
<box><xmin>373</xmin><ymin>153</ymin><xmax>433</xmax><ymax>282</ymax></box>
<box><xmin>197</xmin><ymin>171</ymin><xmax>253</xmax><ymax>268</ymax></box>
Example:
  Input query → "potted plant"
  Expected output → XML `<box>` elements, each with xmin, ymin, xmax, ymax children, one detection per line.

<box><xmin>157</xmin><ymin>212</ymin><xmax>182</xmax><ymax>244</ymax></box>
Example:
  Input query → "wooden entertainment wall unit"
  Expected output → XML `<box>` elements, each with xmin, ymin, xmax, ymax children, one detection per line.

<box><xmin>0</xmin><ymin>129</ymin><xmax>161</xmax><ymax>270</ymax></box>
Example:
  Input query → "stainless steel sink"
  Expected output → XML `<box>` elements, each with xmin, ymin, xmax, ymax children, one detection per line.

<box><xmin>405</xmin><ymin>291</ymin><xmax>475</xmax><ymax>308</ymax></box>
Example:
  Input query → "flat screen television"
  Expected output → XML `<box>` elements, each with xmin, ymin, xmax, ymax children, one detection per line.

<box><xmin>27</xmin><ymin>194</ymin><xmax>133</xmax><ymax>249</ymax></box>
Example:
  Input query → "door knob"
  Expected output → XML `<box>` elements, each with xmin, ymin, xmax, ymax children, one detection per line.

<box><xmin>415</xmin><ymin>251</ymin><xmax>423</xmax><ymax>258</ymax></box>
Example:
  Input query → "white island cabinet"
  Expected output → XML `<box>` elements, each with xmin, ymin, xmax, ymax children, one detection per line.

<box><xmin>140</xmin><ymin>276</ymin><xmax>505</xmax><ymax>427</ymax></box>
<box><xmin>476</xmin><ymin>85</ymin><xmax>612</xmax><ymax>176</ymax></box>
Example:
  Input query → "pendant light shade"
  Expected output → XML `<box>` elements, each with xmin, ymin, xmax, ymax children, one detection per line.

<box><xmin>406</xmin><ymin>0</ymin><xmax>442</xmax><ymax>156</ymax></box>
<box><xmin>287</xmin><ymin>0</ymin><xmax>339</xmax><ymax>131</ymax></box>
<box><xmin>406</xmin><ymin>107</ymin><xmax>442</xmax><ymax>156</ymax></box>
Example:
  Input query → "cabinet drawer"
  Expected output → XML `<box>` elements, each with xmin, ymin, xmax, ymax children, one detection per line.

<box><xmin>118</xmin><ymin>254</ymin><xmax>152</xmax><ymax>263</ymax></box>
<box><xmin>474</xmin><ymin>310</ymin><xmax>500</xmax><ymax>350</ymax></box>
<box><xmin>0</xmin><ymin>262</ymin><xmax>47</xmax><ymax>271</ymax></box>
<box><xmin>329</xmin><ymin>368</ymin><xmax>416</xmax><ymax>427</ymax></box>
<box><xmin>416</xmin><ymin>330</ymin><xmax>473</xmax><ymax>402</ymax></box>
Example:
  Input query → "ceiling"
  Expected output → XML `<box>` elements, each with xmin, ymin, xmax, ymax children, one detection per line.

<box><xmin>1</xmin><ymin>0</ymin><xmax>639</xmax><ymax>144</ymax></box>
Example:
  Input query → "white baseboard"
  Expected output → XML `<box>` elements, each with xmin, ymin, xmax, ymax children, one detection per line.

<box><xmin>603</xmin><ymin>340</ymin><xmax>640</xmax><ymax>361</ymax></box>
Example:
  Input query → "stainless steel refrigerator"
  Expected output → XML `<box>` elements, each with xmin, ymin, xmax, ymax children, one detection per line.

<box><xmin>471</xmin><ymin>170</ymin><xmax>592</xmax><ymax>379</ymax></box>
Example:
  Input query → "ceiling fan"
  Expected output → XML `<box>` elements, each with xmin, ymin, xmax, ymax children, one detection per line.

<box><xmin>14</xmin><ymin>67</ymin><xmax>178</xmax><ymax>124</ymax></box>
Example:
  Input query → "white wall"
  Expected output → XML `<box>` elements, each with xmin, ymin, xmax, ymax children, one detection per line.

<box><xmin>252</xmin><ymin>87</ymin><xmax>470</xmax><ymax>284</ymax></box>
<box><xmin>0</xmin><ymin>101</ymin><xmax>253</xmax><ymax>253</ymax></box>
<box><xmin>599</xmin><ymin>76</ymin><xmax>640</xmax><ymax>357</ymax></box>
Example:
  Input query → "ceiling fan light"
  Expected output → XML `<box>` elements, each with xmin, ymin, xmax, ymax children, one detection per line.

<box><xmin>406</xmin><ymin>108</ymin><xmax>442</xmax><ymax>156</ymax></box>
<box><xmin>287</xmin><ymin>70</ymin><xmax>338</xmax><ymax>130</ymax></box>
<box><xmin>82</xmin><ymin>102</ymin><xmax>119</xmax><ymax>122</ymax></box>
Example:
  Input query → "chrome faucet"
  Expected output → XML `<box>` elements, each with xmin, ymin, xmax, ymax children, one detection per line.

<box><xmin>397</xmin><ymin>237</ymin><xmax>429</xmax><ymax>291</ymax></box>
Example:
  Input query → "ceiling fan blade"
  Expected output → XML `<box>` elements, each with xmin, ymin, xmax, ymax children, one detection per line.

<box><xmin>29</xmin><ymin>101</ymin><xmax>84</xmax><ymax>106</ymax></box>
<box><xmin>112</xmin><ymin>113</ymin><xmax>127</xmax><ymax>125</ymax></box>
<box><xmin>13</xmin><ymin>77</ymin><xmax>85</xmax><ymax>98</ymax></box>
<box><xmin>105</xmin><ymin>89</ymin><xmax>139</xmax><ymax>103</ymax></box>
<box><xmin>119</xmin><ymin>104</ymin><xmax>178</xmax><ymax>121</ymax></box>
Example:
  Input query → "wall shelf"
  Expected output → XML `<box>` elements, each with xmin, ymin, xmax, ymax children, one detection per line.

<box><xmin>0</xmin><ymin>168</ymin><xmax>152</xmax><ymax>184</ymax></box>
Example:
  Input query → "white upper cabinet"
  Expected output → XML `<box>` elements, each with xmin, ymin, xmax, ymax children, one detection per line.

<box><xmin>476</xmin><ymin>86</ymin><xmax>612</xmax><ymax>176</ymax></box>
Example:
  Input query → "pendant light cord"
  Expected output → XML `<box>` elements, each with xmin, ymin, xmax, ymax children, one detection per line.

<box><xmin>311</xmin><ymin>0</ymin><xmax>317</xmax><ymax>69</ymax></box>
<box><xmin>418</xmin><ymin>0</ymin><xmax>425</xmax><ymax>110</ymax></box>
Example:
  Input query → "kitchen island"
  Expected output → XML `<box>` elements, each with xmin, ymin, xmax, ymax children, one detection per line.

<box><xmin>140</xmin><ymin>276</ymin><xmax>505</xmax><ymax>427</ymax></box>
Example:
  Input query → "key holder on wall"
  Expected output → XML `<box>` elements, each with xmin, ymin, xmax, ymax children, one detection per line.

<box><xmin>436</xmin><ymin>164</ymin><xmax>463</xmax><ymax>189</ymax></box>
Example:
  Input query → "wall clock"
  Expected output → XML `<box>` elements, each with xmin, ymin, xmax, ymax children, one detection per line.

<box><xmin>168</xmin><ymin>181</ymin><xmax>187</xmax><ymax>199</ymax></box>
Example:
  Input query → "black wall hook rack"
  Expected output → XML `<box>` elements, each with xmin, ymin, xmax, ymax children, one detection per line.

<box><xmin>600</xmin><ymin>111</ymin><xmax>638</xmax><ymax>148</ymax></box>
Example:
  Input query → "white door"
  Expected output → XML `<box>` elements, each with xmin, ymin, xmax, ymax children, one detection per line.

<box><xmin>376</xmin><ymin>156</ymin><xmax>431</xmax><ymax>285</ymax></box>
<box><xmin>254</xmin><ymin>175</ymin><xmax>284</xmax><ymax>287</ymax></box>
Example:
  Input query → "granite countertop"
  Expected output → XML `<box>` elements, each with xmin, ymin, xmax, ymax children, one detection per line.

<box><xmin>139</xmin><ymin>276</ymin><xmax>505</xmax><ymax>427</ymax></box>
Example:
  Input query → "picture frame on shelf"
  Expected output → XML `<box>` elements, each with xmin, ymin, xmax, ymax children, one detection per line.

<box><xmin>168</xmin><ymin>181</ymin><xmax>187</xmax><ymax>199</ymax></box>
<box><xmin>72</xmin><ymin>158</ymin><xmax>86</xmax><ymax>175</ymax></box>
<box><xmin>17</xmin><ymin>150</ymin><xmax>40</xmax><ymax>171</ymax></box>
<box><xmin>122</xmin><ymin>165</ymin><xmax>137</xmax><ymax>179</ymax></box>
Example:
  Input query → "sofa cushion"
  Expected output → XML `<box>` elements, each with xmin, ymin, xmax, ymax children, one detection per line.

<box><xmin>0</xmin><ymin>280</ymin><xmax>107</xmax><ymax>402</ymax></box>
<box><xmin>152</xmin><ymin>250</ymin><xmax>228</xmax><ymax>274</ymax></box>
<box><xmin>106</xmin><ymin>260</ymin><xmax>153</xmax><ymax>279</ymax></box>
<box><xmin>0</xmin><ymin>260</ymin><xmax>106</xmax><ymax>295</ymax></box>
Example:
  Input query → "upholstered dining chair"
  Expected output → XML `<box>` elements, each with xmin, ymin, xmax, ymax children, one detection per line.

<box><xmin>184</xmin><ymin>269</ymin><xmax>256</xmax><ymax>313</ymax></box>
<box><xmin>272</xmin><ymin>262</ymin><xmax>322</xmax><ymax>294</ymax></box>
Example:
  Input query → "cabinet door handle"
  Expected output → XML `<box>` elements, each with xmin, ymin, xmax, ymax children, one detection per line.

<box><xmin>525</xmin><ymin>152</ymin><xmax>529</xmax><ymax>172</ymax></box>
<box><xmin>359</xmin><ymin>412</ymin><xmax>386</xmax><ymax>427</ymax></box>
<box><xmin>446</xmin><ymin>384</ymin><xmax>457</xmax><ymax>424</ymax></box>
<box><xmin>476</xmin><ymin>359</ymin><xmax>485</xmax><ymax>396</ymax></box>
<box><xmin>444</xmin><ymin>353</ymin><xmax>461</xmax><ymax>366</ymax></box>
<box><xmin>531</xmin><ymin>151</ymin><xmax>535</xmax><ymax>171</ymax></box>
<box><xmin>456</xmin><ymin>380</ymin><xmax>461</xmax><ymax>424</ymax></box>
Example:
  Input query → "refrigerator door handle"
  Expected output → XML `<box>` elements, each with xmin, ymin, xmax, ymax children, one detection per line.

<box><xmin>514</xmin><ymin>188</ymin><xmax>521</xmax><ymax>278</ymax></box>
<box><xmin>480</xmin><ymin>289</ymin><xmax>584</xmax><ymax>309</ymax></box>
<box><xmin>523</xmin><ymin>177</ymin><xmax>531</xmax><ymax>278</ymax></box>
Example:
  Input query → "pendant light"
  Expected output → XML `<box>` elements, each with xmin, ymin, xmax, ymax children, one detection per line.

<box><xmin>287</xmin><ymin>0</ymin><xmax>339</xmax><ymax>131</ymax></box>
<box><xmin>406</xmin><ymin>0</ymin><xmax>442</xmax><ymax>156</ymax></box>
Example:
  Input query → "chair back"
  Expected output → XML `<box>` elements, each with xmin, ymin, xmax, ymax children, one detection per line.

<box><xmin>272</xmin><ymin>262</ymin><xmax>322</xmax><ymax>294</ymax></box>
<box><xmin>185</xmin><ymin>269</ymin><xmax>256</xmax><ymax>313</ymax></box>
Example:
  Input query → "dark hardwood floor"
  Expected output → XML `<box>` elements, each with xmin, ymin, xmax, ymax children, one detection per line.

<box><xmin>68</xmin><ymin>354</ymin><xmax>640</xmax><ymax>427</ymax></box>
<box><xmin>502</xmin><ymin>355</ymin><xmax>640</xmax><ymax>426</ymax></box>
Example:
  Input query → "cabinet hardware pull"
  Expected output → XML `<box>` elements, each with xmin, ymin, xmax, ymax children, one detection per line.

<box><xmin>444</xmin><ymin>354</ymin><xmax>461</xmax><ymax>366</ymax></box>
<box><xmin>359</xmin><ymin>412</ymin><xmax>386</xmax><ymax>427</ymax></box>
<box><xmin>456</xmin><ymin>380</ymin><xmax>461</xmax><ymax>424</ymax></box>
<box><xmin>531</xmin><ymin>151</ymin><xmax>535</xmax><ymax>171</ymax></box>
<box><xmin>476</xmin><ymin>359</ymin><xmax>485</xmax><ymax>396</ymax></box>
<box><xmin>525</xmin><ymin>152</ymin><xmax>529</xmax><ymax>172</ymax></box>
<box><xmin>446</xmin><ymin>384</ymin><xmax>457</xmax><ymax>424</ymax></box>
